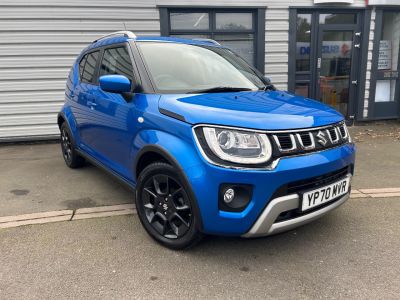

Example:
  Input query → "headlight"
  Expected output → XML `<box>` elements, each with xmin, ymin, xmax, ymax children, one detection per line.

<box><xmin>344</xmin><ymin>123</ymin><xmax>352</xmax><ymax>143</ymax></box>
<box><xmin>194</xmin><ymin>126</ymin><xmax>272</xmax><ymax>165</ymax></box>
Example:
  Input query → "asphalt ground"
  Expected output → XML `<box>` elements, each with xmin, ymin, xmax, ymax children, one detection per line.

<box><xmin>0</xmin><ymin>195</ymin><xmax>399</xmax><ymax>299</ymax></box>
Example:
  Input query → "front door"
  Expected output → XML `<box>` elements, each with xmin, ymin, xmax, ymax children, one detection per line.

<box><xmin>316</xmin><ymin>27</ymin><xmax>359</xmax><ymax>117</ymax></box>
<box><xmin>291</xmin><ymin>11</ymin><xmax>364</xmax><ymax>119</ymax></box>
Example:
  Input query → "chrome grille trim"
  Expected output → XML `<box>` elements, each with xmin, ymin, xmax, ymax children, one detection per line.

<box><xmin>296</xmin><ymin>132</ymin><xmax>315</xmax><ymax>150</ymax></box>
<box><xmin>272</xmin><ymin>134</ymin><xmax>297</xmax><ymax>153</ymax></box>
<box><xmin>338</xmin><ymin>124</ymin><xmax>348</xmax><ymax>139</ymax></box>
<box><xmin>326</xmin><ymin>127</ymin><xmax>340</xmax><ymax>144</ymax></box>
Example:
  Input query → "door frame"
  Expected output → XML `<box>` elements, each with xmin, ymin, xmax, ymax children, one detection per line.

<box><xmin>368</xmin><ymin>8</ymin><xmax>400</xmax><ymax>120</ymax></box>
<box><xmin>288</xmin><ymin>7</ymin><xmax>371</xmax><ymax>120</ymax></box>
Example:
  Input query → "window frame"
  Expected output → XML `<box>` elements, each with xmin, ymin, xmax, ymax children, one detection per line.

<box><xmin>159</xmin><ymin>6</ymin><xmax>266</xmax><ymax>73</ymax></box>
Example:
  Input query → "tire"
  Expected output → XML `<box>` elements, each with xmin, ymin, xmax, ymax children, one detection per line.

<box><xmin>135</xmin><ymin>162</ymin><xmax>203</xmax><ymax>250</ymax></box>
<box><xmin>60</xmin><ymin>122</ymin><xmax>85</xmax><ymax>169</ymax></box>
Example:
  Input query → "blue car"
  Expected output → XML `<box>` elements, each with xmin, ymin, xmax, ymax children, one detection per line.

<box><xmin>58</xmin><ymin>31</ymin><xmax>356</xmax><ymax>249</ymax></box>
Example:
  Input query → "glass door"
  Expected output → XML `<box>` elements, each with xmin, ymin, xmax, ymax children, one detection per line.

<box><xmin>291</xmin><ymin>11</ymin><xmax>363</xmax><ymax>119</ymax></box>
<box><xmin>317</xmin><ymin>29</ymin><xmax>356</xmax><ymax>116</ymax></box>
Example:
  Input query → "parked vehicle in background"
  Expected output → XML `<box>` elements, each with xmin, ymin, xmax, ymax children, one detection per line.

<box><xmin>58</xmin><ymin>31</ymin><xmax>355</xmax><ymax>249</ymax></box>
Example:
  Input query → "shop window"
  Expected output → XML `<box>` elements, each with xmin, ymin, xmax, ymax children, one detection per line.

<box><xmin>374</xmin><ymin>12</ymin><xmax>400</xmax><ymax>103</ymax></box>
<box><xmin>215</xmin><ymin>12</ymin><xmax>253</xmax><ymax>30</ymax></box>
<box><xmin>296</xmin><ymin>14</ymin><xmax>312</xmax><ymax>72</ymax></box>
<box><xmin>295</xmin><ymin>82</ymin><xmax>310</xmax><ymax>98</ymax></box>
<box><xmin>160</xmin><ymin>8</ymin><xmax>265</xmax><ymax>73</ymax></box>
<box><xmin>170</xmin><ymin>12</ymin><xmax>210</xmax><ymax>30</ymax></box>
<box><xmin>319</xmin><ymin>13</ymin><xmax>356</xmax><ymax>25</ymax></box>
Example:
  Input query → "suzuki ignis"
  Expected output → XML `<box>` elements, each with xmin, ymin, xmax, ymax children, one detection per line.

<box><xmin>58</xmin><ymin>31</ymin><xmax>355</xmax><ymax>249</ymax></box>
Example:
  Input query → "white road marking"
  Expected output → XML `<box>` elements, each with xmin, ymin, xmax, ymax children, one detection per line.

<box><xmin>359</xmin><ymin>187</ymin><xmax>400</xmax><ymax>194</ymax></box>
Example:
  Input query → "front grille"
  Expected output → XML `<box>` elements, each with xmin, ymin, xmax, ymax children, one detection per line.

<box><xmin>287</xmin><ymin>166</ymin><xmax>350</xmax><ymax>194</ymax></box>
<box><xmin>299</xmin><ymin>132</ymin><xmax>312</xmax><ymax>147</ymax></box>
<box><xmin>270</xmin><ymin>122</ymin><xmax>349</xmax><ymax>158</ymax></box>
<box><xmin>273</xmin><ymin>165</ymin><xmax>353</xmax><ymax>223</ymax></box>
<box><xmin>338</xmin><ymin>124</ymin><xmax>348</xmax><ymax>139</ymax></box>
<box><xmin>275</xmin><ymin>134</ymin><xmax>295</xmax><ymax>151</ymax></box>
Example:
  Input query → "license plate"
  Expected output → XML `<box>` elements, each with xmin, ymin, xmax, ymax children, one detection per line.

<box><xmin>301</xmin><ymin>176</ymin><xmax>351</xmax><ymax>212</ymax></box>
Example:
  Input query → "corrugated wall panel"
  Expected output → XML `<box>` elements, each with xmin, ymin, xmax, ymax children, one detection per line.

<box><xmin>0</xmin><ymin>91</ymin><xmax>65</xmax><ymax>103</ymax></box>
<box><xmin>0</xmin><ymin>1</ymin><xmax>160</xmax><ymax>140</ymax></box>
<box><xmin>0</xmin><ymin>57</ymin><xmax>76</xmax><ymax>68</ymax></box>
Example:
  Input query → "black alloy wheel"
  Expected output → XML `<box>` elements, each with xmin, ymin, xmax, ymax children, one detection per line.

<box><xmin>60</xmin><ymin>123</ymin><xmax>85</xmax><ymax>168</ymax></box>
<box><xmin>141</xmin><ymin>174</ymin><xmax>192</xmax><ymax>239</ymax></box>
<box><xmin>136</xmin><ymin>162</ymin><xmax>202</xmax><ymax>249</ymax></box>
<box><xmin>61</xmin><ymin>127</ymin><xmax>73</xmax><ymax>164</ymax></box>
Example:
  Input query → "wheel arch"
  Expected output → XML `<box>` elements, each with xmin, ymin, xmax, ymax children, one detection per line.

<box><xmin>134</xmin><ymin>145</ymin><xmax>204</xmax><ymax>231</ymax></box>
<box><xmin>57</xmin><ymin>112</ymin><xmax>66</xmax><ymax>129</ymax></box>
<box><xmin>134</xmin><ymin>145</ymin><xmax>185</xmax><ymax>180</ymax></box>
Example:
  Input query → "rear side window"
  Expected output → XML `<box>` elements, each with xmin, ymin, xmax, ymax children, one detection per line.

<box><xmin>99</xmin><ymin>47</ymin><xmax>134</xmax><ymax>82</ymax></box>
<box><xmin>78</xmin><ymin>55</ymin><xmax>87</xmax><ymax>79</ymax></box>
<box><xmin>81</xmin><ymin>51</ymin><xmax>99</xmax><ymax>83</ymax></box>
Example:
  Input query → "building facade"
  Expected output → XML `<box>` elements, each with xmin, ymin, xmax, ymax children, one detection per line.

<box><xmin>0</xmin><ymin>0</ymin><xmax>399</xmax><ymax>140</ymax></box>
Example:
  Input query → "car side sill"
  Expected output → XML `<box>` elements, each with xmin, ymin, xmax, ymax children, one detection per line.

<box><xmin>76</xmin><ymin>149</ymin><xmax>135</xmax><ymax>191</ymax></box>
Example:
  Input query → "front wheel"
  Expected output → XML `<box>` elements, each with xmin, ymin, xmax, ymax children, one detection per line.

<box><xmin>135</xmin><ymin>162</ymin><xmax>203</xmax><ymax>250</ymax></box>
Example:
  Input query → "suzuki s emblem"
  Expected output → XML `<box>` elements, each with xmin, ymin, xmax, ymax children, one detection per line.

<box><xmin>316</xmin><ymin>131</ymin><xmax>328</xmax><ymax>146</ymax></box>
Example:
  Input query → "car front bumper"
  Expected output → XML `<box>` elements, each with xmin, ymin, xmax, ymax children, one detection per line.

<box><xmin>241</xmin><ymin>185</ymin><xmax>350</xmax><ymax>238</ymax></box>
<box><xmin>185</xmin><ymin>143</ymin><xmax>356</xmax><ymax>236</ymax></box>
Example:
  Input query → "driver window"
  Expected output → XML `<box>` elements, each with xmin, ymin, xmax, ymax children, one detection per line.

<box><xmin>99</xmin><ymin>46</ymin><xmax>134</xmax><ymax>83</ymax></box>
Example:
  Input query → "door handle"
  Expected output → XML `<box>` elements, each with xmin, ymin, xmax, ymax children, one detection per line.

<box><xmin>87</xmin><ymin>101</ymin><xmax>97</xmax><ymax>107</ymax></box>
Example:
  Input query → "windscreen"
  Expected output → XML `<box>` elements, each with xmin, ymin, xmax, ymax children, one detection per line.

<box><xmin>137</xmin><ymin>42</ymin><xmax>266</xmax><ymax>93</ymax></box>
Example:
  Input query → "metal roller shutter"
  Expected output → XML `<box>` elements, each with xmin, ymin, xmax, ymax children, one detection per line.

<box><xmin>0</xmin><ymin>0</ymin><xmax>160</xmax><ymax>141</ymax></box>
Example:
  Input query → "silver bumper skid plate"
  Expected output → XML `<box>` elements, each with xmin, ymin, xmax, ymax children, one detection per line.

<box><xmin>242</xmin><ymin>189</ymin><xmax>350</xmax><ymax>238</ymax></box>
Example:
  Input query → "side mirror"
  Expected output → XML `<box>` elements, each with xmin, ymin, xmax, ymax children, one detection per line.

<box><xmin>99</xmin><ymin>75</ymin><xmax>131</xmax><ymax>94</ymax></box>
<box><xmin>263</xmin><ymin>76</ymin><xmax>276</xmax><ymax>91</ymax></box>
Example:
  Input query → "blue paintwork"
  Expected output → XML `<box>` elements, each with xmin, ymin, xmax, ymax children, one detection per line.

<box><xmin>59</xmin><ymin>35</ymin><xmax>356</xmax><ymax>236</ymax></box>
<box><xmin>99</xmin><ymin>75</ymin><xmax>131</xmax><ymax>93</ymax></box>
<box><xmin>159</xmin><ymin>91</ymin><xmax>344</xmax><ymax>130</ymax></box>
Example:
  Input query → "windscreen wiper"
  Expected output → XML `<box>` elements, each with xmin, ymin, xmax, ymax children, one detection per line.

<box><xmin>187</xmin><ymin>87</ymin><xmax>253</xmax><ymax>94</ymax></box>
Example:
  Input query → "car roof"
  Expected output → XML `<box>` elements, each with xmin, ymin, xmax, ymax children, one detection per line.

<box><xmin>82</xmin><ymin>35</ymin><xmax>222</xmax><ymax>55</ymax></box>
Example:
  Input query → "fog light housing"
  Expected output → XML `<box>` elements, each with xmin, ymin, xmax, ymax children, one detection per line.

<box><xmin>219</xmin><ymin>184</ymin><xmax>253</xmax><ymax>212</ymax></box>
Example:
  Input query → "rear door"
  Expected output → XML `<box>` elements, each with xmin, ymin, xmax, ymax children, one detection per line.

<box><xmin>89</xmin><ymin>45</ymin><xmax>138</xmax><ymax>179</ymax></box>
<box><xmin>72</xmin><ymin>50</ymin><xmax>100</xmax><ymax>151</ymax></box>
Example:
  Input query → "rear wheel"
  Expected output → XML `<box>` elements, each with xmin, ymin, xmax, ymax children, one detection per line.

<box><xmin>136</xmin><ymin>162</ymin><xmax>203</xmax><ymax>250</ymax></box>
<box><xmin>60</xmin><ymin>122</ymin><xmax>85</xmax><ymax>168</ymax></box>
